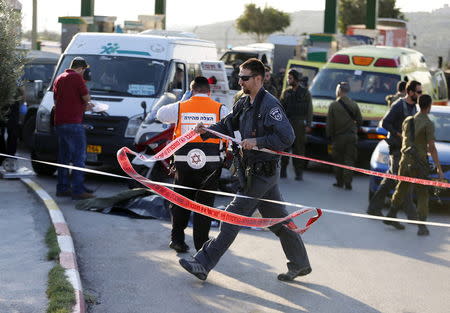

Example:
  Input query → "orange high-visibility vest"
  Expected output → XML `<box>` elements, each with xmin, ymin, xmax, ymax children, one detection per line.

<box><xmin>173</xmin><ymin>96</ymin><xmax>222</xmax><ymax>145</ymax></box>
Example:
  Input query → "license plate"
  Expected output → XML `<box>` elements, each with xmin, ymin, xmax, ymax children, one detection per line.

<box><xmin>86</xmin><ymin>153</ymin><xmax>98</xmax><ymax>162</ymax></box>
<box><xmin>327</xmin><ymin>144</ymin><xmax>332</xmax><ymax>154</ymax></box>
<box><xmin>87</xmin><ymin>145</ymin><xmax>102</xmax><ymax>154</ymax></box>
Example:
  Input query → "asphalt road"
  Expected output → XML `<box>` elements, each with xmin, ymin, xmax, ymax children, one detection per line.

<box><xmin>26</xmin><ymin>160</ymin><xmax>450</xmax><ymax>313</ymax></box>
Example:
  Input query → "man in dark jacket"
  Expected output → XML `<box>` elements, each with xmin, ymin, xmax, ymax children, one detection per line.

<box><xmin>367</xmin><ymin>80</ymin><xmax>421</xmax><ymax>218</ymax></box>
<box><xmin>280</xmin><ymin>69</ymin><xmax>312</xmax><ymax>180</ymax></box>
<box><xmin>178</xmin><ymin>58</ymin><xmax>311</xmax><ymax>282</ymax></box>
<box><xmin>326</xmin><ymin>82</ymin><xmax>362</xmax><ymax>190</ymax></box>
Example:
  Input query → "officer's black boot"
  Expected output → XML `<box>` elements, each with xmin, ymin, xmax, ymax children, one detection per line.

<box><xmin>417</xmin><ymin>215</ymin><xmax>430</xmax><ymax>236</ymax></box>
<box><xmin>280</xmin><ymin>166</ymin><xmax>287</xmax><ymax>178</ymax></box>
<box><xmin>383</xmin><ymin>206</ymin><xmax>405</xmax><ymax>230</ymax></box>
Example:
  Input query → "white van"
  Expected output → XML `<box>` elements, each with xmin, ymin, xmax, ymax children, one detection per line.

<box><xmin>32</xmin><ymin>32</ymin><xmax>217</xmax><ymax>175</ymax></box>
<box><xmin>220</xmin><ymin>43</ymin><xmax>274</xmax><ymax>87</ymax></box>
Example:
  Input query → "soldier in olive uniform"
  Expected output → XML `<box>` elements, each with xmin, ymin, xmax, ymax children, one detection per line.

<box><xmin>326</xmin><ymin>82</ymin><xmax>363</xmax><ymax>190</ymax></box>
<box><xmin>386</xmin><ymin>81</ymin><xmax>406</xmax><ymax>107</ymax></box>
<box><xmin>280</xmin><ymin>69</ymin><xmax>313</xmax><ymax>181</ymax></box>
<box><xmin>385</xmin><ymin>95</ymin><xmax>444</xmax><ymax>235</ymax></box>
<box><xmin>263</xmin><ymin>65</ymin><xmax>279</xmax><ymax>98</ymax></box>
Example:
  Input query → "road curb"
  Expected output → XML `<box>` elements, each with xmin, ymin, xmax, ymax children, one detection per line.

<box><xmin>21</xmin><ymin>178</ymin><xmax>85</xmax><ymax>313</ymax></box>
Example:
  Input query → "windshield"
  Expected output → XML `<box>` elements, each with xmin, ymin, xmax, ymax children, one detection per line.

<box><xmin>429</xmin><ymin>112</ymin><xmax>450</xmax><ymax>142</ymax></box>
<box><xmin>310</xmin><ymin>68</ymin><xmax>400</xmax><ymax>105</ymax></box>
<box><xmin>220</xmin><ymin>51</ymin><xmax>258</xmax><ymax>66</ymax></box>
<box><xmin>54</xmin><ymin>55</ymin><xmax>168</xmax><ymax>97</ymax></box>
<box><xmin>24</xmin><ymin>63</ymin><xmax>56</xmax><ymax>83</ymax></box>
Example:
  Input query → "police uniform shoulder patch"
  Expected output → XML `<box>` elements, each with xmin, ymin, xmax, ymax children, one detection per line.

<box><xmin>269</xmin><ymin>107</ymin><xmax>283</xmax><ymax>121</ymax></box>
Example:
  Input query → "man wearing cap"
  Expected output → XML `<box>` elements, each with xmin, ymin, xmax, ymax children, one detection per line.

<box><xmin>157</xmin><ymin>76</ymin><xmax>229</xmax><ymax>253</ymax></box>
<box><xmin>53</xmin><ymin>57</ymin><xmax>95</xmax><ymax>200</ymax></box>
<box><xmin>326</xmin><ymin>82</ymin><xmax>362</xmax><ymax>190</ymax></box>
<box><xmin>280</xmin><ymin>69</ymin><xmax>312</xmax><ymax>181</ymax></box>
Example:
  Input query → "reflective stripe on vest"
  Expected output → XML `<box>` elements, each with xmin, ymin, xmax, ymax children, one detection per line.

<box><xmin>173</xmin><ymin>96</ymin><xmax>222</xmax><ymax>145</ymax></box>
<box><xmin>174</xmin><ymin>155</ymin><xmax>221</xmax><ymax>162</ymax></box>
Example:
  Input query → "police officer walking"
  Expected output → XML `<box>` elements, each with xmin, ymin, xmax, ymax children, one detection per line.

<box><xmin>178</xmin><ymin>58</ymin><xmax>311</xmax><ymax>282</ymax></box>
<box><xmin>326</xmin><ymin>82</ymin><xmax>362</xmax><ymax>190</ymax></box>
<box><xmin>367</xmin><ymin>80</ymin><xmax>421</xmax><ymax>217</ymax></box>
<box><xmin>280</xmin><ymin>69</ymin><xmax>313</xmax><ymax>181</ymax></box>
<box><xmin>386</xmin><ymin>94</ymin><xmax>444</xmax><ymax>235</ymax></box>
<box><xmin>157</xmin><ymin>76</ymin><xmax>229</xmax><ymax>252</ymax></box>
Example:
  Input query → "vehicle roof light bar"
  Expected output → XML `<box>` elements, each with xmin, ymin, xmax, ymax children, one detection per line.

<box><xmin>374</xmin><ymin>58</ymin><xmax>399</xmax><ymax>67</ymax></box>
<box><xmin>330</xmin><ymin>54</ymin><xmax>350</xmax><ymax>64</ymax></box>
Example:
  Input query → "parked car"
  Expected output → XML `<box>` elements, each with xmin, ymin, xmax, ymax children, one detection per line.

<box><xmin>22</xmin><ymin>50</ymin><xmax>60</xmax><ymax>149</ymax></box>
<box><xmin>369</xmin><ymin>105</ymin><xmax>450</xmax><ymax>206</ymax></box>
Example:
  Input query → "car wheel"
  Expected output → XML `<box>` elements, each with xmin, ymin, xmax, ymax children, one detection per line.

<box><xmin>31</xmin><ymin>151</ymin><xmax>56</xmax><ymax>176</ymax></box>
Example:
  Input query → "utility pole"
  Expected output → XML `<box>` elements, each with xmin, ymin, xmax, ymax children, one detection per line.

<box><xmin>366</xmin><ymin>0</ymin><xmax>378</xmax><ymax>29</ymax></box>
<box><xmin>31</xmin><ymin>0</ymin><xmax>37</xmax><ymax>50</ymax></box>
<box><xmin>81</xmin><ymin>0</ymin><xmax>95</xmax><ymax>16</ymax></box>
<box><xmin>324</xmin><ymin>0</ymin><xmax>338</xmax><ymax>33</ymax></box>
<box><xmin>155</xmin><ymin>0</ymin><xmax>166</xmax><ymax>30</ymax></box>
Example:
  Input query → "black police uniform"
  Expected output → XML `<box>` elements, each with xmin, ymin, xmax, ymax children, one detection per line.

<box><xmin>192</xmin><ymin>88</ymin><xmax>311</xmax><ymax>276</ymax></box>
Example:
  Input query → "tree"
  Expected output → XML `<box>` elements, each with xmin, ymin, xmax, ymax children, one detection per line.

<box><xmin>338</xmin><ymin>0</ymin><xmax>406</xmax><ymax>34</ymax></box>
<box><xmin>0</xmin><ymin>0</ymin><xmax>24</xmax><ymax>123</ymax></box>
<box><xmin>236</xmin><ymin>4</ymin><xmax>290</xmax><ymax>42</ymax></box>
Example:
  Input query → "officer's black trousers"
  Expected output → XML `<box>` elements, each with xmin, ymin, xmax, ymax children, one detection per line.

<box><xmin>195</xmin><ymin>166</ymin><xmax>310</xmax><ymax>273</ymax></box>
<box><xmin>171</xmin><ymin>163</ymin><xmax>220</xmax><ymax>251</ymax></box>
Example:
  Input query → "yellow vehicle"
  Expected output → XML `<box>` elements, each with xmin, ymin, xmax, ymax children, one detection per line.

<box><xmin>284</xmin><ymin>45</ymin><xmax>448</xmax><ymax>161</ymax></box>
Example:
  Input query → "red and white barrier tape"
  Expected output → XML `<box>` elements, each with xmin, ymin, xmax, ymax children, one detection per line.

<box><xmin>2</xmin><ymin>152</ymin><xmax>449</xmax><ymax>227</ymax></box>
<box><xmin>117</xmin><ymin>146</ymin><xmax>321</xmax><ymax>234</ymax></box>
<box><xmin>205</xmin><ymin>129</ymin><xmax>450</xmax><ymax>189</ymax></box>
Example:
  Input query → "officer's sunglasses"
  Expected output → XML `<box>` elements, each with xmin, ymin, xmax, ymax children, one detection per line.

<box><xmin>415</xmin><ymin>90</ymin><xmax>423</xmax><ymax>94</ymax></box>
<box><xmin>238</xmin><ymin>74</ymin><xmax>256</xmax><ymax>81</ymax></box>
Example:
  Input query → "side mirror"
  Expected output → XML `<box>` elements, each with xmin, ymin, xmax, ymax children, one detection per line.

<box><xmin>141</xmin><ymin>101</ymin><xmax>147</xmax><ymax>119</ymax></box>
<box><xmin>34</xmin><ymin>80</ymin><xmax>44</xmax><ymax>99</ymax></box>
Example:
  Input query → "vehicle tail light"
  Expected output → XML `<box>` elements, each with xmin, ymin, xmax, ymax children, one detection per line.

<box><xmin>330</xmin><ymin>54</ymin><xmax>350</xmax><ymax>64</ymax></box>
<box><xmin>367</xmin><ymin>133</ymin><xmax>387</xmax><ymax>140</ymax></box>
<box><xmin>352</xmin><ymin>56</ymin><xmax>374</xmax><ymax>66</ymax></box>
<box><xmin>374</xmin><ymin>58</ymin><xmax>399</xmax><ymax>67</ymax></box>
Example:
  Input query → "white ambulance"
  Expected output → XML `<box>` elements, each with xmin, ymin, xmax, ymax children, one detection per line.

<box><xmin>32</xmin><ymin>32</ymin><xmax>217</xmax><ymax>175</ymax></box>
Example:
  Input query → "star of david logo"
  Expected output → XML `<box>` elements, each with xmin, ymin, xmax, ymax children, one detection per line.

<box><xmin>191</xmin><ymin>153</ymin><xmax>201</xmax><ymax>164</ymax></box>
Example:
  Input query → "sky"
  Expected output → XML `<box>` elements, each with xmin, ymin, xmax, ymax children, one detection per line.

<box><xmin>20</xmin><ymin>0</ymin><xmax>450</xmax><ymax>32</ymax></box>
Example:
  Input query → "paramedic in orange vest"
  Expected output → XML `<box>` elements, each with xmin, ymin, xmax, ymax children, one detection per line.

<box><xmin>156</xmin><ymin>76</ymin><xmax>229</xmax><ymax>253</ymax></box>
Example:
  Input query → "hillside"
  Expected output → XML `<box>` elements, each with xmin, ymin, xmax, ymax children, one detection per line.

<box><xmin>178</xmin><ymin>10</ymin><xmax>450</xmax><ymax>67</ymax></box>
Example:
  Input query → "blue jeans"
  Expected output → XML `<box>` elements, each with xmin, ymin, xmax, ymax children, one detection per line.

<box><xmin>56</xmin><ymin>124</ymin><xmax>86</xmax><ymax>195</ymax></box>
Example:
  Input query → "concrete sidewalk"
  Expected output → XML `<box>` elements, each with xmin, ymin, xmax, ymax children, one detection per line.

<box><xmin>0</xmin><ymin>179</ymin><xmax>51</xmax><ymax>313</ymax></box>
